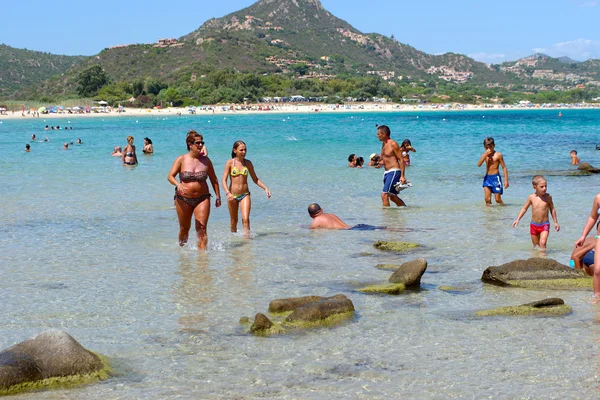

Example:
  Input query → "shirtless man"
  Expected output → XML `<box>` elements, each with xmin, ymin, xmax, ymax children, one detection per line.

<box><xmin>477</xmin><ymin>137</ymin><xmax>509</xmax><ymax>205</ymax></box>
<box><xmin>376</xmin><ymin>125</ymin><xmax>407</xmax><ymax>207</ymax></box>
<box><xmin>307</xmin><ymin>203</ymin><xmax>389</xmax><ymax>231</ymax></box>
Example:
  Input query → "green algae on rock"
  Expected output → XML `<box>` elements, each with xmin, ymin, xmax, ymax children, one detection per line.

<box><xmin>505</xmin><ymin>277</ymin><xmax>592</xmax><ymax>289</ymax></box>
<box><xmin>0</xmin><ymin>331</ymin><xmax>111</xmax><ymax>396</ymax></box>
<box><xmin>375</xmin><ymin>263</ymin><xmax>402</xmax><ymax>270</ymax></box>
<box><xmin>476</xmin><ymin>298</ymin><xmax>572</xmax><ymax>317</ymax></box>
<box><xmin>373</xmin><ymin>241</ymin><xmax>420</xmax><ymax>253</ymax></box>
<box><xmin>358</xmin><ymin>283</ymin><xmax>405</xmax><ymax>295</ymax></box>
<box><xmin>439</xmin><ymin>285</ymin><xmax>472</xmax><ymax>293</ymax></box>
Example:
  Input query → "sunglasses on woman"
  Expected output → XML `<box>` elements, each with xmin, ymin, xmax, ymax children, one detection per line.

<box><xmin>194</xmin><ymin>141</ymin><xmax>204</xmax><ymax>146</ymax></box>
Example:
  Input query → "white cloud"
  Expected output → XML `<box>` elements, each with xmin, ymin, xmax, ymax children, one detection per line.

<box><xmin>532</xmin><ymin>47</ymin><xmax>546</xmax><ymax>54</ymax></box>
<box><xmin>468</xmin><ymin>52</ymin><xmax>507</xmax><ymax>63</ymax></box>
<box><xmin>537</xmin><ymin>38</ymin><xmax>600</xmax><ymax>60</ymax></box>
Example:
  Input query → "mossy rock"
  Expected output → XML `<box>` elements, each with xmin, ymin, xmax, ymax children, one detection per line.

<box><xmin>0</xmin><ymin>354</ymin><xmax>111</xmax><ymax>396</ymax></box>
<box><xmin>373</xmin><ymin>241</ymin><xmax>420</xmax><ymax>253</ymax></box>
<box><xmin>476</xmin><ymin>304</ymin><xmax>572</xmax><ymax>317</ymax></box>
<box><xmin>506</xmin><ymin>277</ymin><xmax>592</xmax><ymax>289</ymax></box>
<box><xmin>375</xmin><ymin>263</ymin><xmax>402</xmax><ymax>270</ymax></box>
<box><xmin>282</xmin><ymin>311</ymin><xmax>355</xmax><ymax>328</ymax></box>
<box><xmin>439</xmin><ymin>285</ymin><xmax>471</xmax><ymax>293</ymax></box>
<box><xmin>358</xmin><ymin>283</ymin><xmax>405</xmax><ymax>294</ymax></box>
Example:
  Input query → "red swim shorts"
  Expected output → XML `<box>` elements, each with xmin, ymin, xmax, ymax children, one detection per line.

<box><xmin>530</xmin><ymin>222</ymin><xmax>550</xmax><ymax>235</ymax></box>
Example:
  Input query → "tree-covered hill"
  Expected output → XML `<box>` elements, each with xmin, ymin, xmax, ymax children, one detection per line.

<box><xmin>0</xmin><ymin>44</ymin><xmax>87</xmax><ymax>97</ymax></box>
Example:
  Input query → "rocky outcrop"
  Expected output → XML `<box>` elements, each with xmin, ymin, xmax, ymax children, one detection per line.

<box><xmin>577</xmin><ymin>162</ymin><xmax>600</xmax><ymax>173</ymax></box>
<box><xmin>481</xmin><ymin>258</ymin><xmax>591</xmax><ymax>289</ymax></box>
<box><xmin>0</xmin><ymin>330</ymin><xmax>110</xmax><ymax>396</ymax></box>
<box><xmin>476</xmin><ymin>298</ymin><xmax>572</xmax><ymax>317</ymax></box>
<box><xmin>373</xmin><ymin>241</ymin><xmax>420</xmax><ymax>253</ymax></box>
<box><xmin>388</xmin><ymin>258</ymin><xmax>427</xmax><ymax>287</ymax></box>
<box><xmin>268</xmin><ymin>295</ymin><xmax>325</xmax><ymax>314</ymax></box>
<box><xmin>284</xmin><ymin>294</ymin><xmax>355</xmax><ymax>327</ymax></box>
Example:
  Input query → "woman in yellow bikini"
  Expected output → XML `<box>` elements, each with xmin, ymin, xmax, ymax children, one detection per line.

<box><xmin>222</xmin><ymin>140</ymin><xmax>271</xmax><ymax>236</ymax></box>
<box><xmin>168</xmin><ymin>131</ymin><xmax>222</xmax><ymax>250</ymax></box>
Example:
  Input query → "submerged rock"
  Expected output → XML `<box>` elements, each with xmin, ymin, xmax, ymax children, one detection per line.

<box><xmin>375</xmin><ymin>263</ymin><xmax>402</xmax><ymax>270</ymax></box>
<box><xmin>476</xmin><ymin>298</ymin><xmax>572</xmax><ymax>317</ymax></box>
<box><xmin>578</xmin><ymin>162</ymin><xmax>600</xmax><ymax>173</ymax></box>
<box><xmin>358</xmin><ymin>283</ymin><xmax>405</xmax><ymax>295</ymax></box>
<box><xmin>0</xmin><ymin>330</ymin><xmax>110</xmax><ymax>396</ymax></box>
<box><xmin>388</xmin><ymin>258</ymin><xmax>427</xmax><ymax>287</ymax></box>
<box><xmin>439</xmin><ymin>285</ymin><xmax>472</xmax><ymax>293</ymax></box>
<box><xmin>283</xmin><ymin>294</ymin><xmax>355</xmax><ymax>327</ymax></box>
<box><xmin>373</xmin><ymin>241</ymin><xmax>420</xmax><ymax>253</ymax></box>
<box><xmin>268</xmin><ymin>296</ymin><xmax>325</xmax><ymax>314</ymax></box>
<box><xmin>481</xmin><ymin>257</ymin><xmax>591</xmax><ymax>289</ymax></box>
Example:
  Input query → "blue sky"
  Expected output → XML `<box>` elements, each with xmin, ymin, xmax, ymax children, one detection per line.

<box><xmin>2</xmin><ymin>0</ymin><xmax>599</xmax><ymax>63</ymax></box>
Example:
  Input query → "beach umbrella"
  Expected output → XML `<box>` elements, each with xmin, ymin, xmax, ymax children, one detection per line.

<box><xmin>38</xmin><ymin>107</ymin><xmax>46</xmax><ymax>113</ymax></box>
<box><xmin>97</xmin><ymin>100</ymin><xmax>108</xmax><ymax>105</ymax></box>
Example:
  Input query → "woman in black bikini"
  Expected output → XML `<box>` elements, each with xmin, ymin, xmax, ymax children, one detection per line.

<box><xmin>168</xmin><ymin>130</ymin><xmax>222</xmax><ymax>250</ymax></box>
<box><xmin>221</xmin><ymin>140</ymin><xmax>271</xmax><ymax>236</ymax></box>
<box><xmin>122</xmin><ymin>136</ymin><xmax>138</xmax><ymax>165</ymax></box>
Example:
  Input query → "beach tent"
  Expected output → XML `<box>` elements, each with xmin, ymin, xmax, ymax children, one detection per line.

<box><xmin>97</xmin><ymin>100</ymin><xmax>108</xmax><ymax>105</ymax></box>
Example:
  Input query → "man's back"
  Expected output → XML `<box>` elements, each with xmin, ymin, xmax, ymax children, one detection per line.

<box><xmin>311</xmin><ymin>213</ymin><xmax>350</xmax><ymax>230</ymax></box>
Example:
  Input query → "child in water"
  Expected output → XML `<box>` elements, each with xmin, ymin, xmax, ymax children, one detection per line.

<box><xmin>570</xmin><ymin>150</ymin><xmax>580</xmax><ymax>165</ymax></box>
<box><xmin>512</xmin><ymin>175</ymin><xmax>560</xmax><ymax>250</ymax></box>
<box><xmin>477</xmin><ymin>137</ymin><xmax>509</xmax><ymax>205</ymax></box>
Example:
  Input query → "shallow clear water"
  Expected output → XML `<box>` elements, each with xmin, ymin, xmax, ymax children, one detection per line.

<box><xmin>1</xmin><ymin>109</ymin><xmax>600</xmax><ymax>398</ymax></box>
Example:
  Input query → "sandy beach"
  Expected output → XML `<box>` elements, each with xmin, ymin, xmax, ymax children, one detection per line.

<box><xmin>1</xmin><ymin>102</ymin><xmax>599</xmax><ymax>120</ymax></box>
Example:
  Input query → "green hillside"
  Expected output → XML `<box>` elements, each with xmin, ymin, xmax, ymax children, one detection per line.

<box><xmin>0</xmin><ymin>44</ymin><xmax>87</xmax><ymax>97</ymax></box>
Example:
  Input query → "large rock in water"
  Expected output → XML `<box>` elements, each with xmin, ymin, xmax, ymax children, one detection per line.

<box><xmin>284</xmin><ymin>294</ymin><xmax>355</xmax><ymax>327</ymax></box>
<box><xmin>0</xmin><ymin>330</ymin><xmax>110</xmax><ymax>395</ymax></box>
<box><xmin>388</xmin><ymin>258</ymin><xmax>427</xmax><ymax>287</ymax></box>
<box><xmin>481</xmin><ymin>258</ymin><xmax>591</xmax><ymax>289</ymax></box>
<box><xmin>268</xmin><ymin>296</ymin><xmax>325</xmax><ymax>314</ymax></box>
<box><xmin>577</xmin><ymin>162</ymin><xmax>600</xmax><ymax>173</ymax></box>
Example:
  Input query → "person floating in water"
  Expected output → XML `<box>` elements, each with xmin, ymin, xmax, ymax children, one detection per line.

<box><xmin>477</xmin><ymin>137</ymin><xmax>509</xmax><ymax>206</ymax></box>
<box><xmin>307</xmin><ymin>203</ymin><xmax>385</xmax><ymax>230</ymax></box>
<box><xmin>570</xmin><ymin>150</ymin><xmax>580</xmax><ymax>165</ymax></box>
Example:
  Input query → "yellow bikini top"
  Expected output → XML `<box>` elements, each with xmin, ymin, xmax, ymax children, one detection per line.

<box><xmin>230</xmin><ymin>159</ymin><xmax>248</xmax><ymax>177</ymax></box>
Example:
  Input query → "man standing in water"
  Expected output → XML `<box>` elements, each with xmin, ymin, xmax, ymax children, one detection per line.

<box><xmin>377</xmin><ymin>125</ymin><xmax>407</xmax><ymax>207</ymax></box>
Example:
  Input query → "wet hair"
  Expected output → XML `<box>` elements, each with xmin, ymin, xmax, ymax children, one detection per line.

<box><xmin>231</xmin><ymin>140</ymin><xmax>246</xmax><ymax>158</ymax></box>
<box><xmin>532</xmin><ymin>175</ymin><xmax>546</xmax><ymax>186</ymax></box>
<box><xmin>348</xmin><ymin>153</ymin><xmax>356</xmax><ymax>162</ymax></box>
<box><xmin>377</xmin><ymin>125</ymin><xmax>391</xmax><ymax>137</ymax></box>
<box><xmin>483</xmin><ymin>137</ymin><xmax>495</xmax><ymax>147</ymax></box>
<box><xmin>186</xmin><ymin>130</ymin><xmax>203</xmax><ymax>150</ymax></box>
<box><xmin>356</xmin><ymin>157</ymin><xmax>364</xmax><ymax>167</ymax></box>
<box><xmin>401</xmin><ymin>139</ymin><xmax>412</xmax><ymax>148</ymax></box>
<box><xmin>126</xmin><ymin>135</ymin><xmax>134</xmax><ymax>144</ymax></box>
<box><xmin>308</xmin><ymin>203</ymin><xmax>322</xmax><ymax>216</ymax></box>
<box><xmin>25</xmin><ymin>144</ymin><xmax>30</xmax><ymax>149</ymax></box>
<box><xmin>114</xmin><ymin>146</ymin><xmax>122</xmax><ymax>152</ymax></box>
<box><xmin>144</xmin><ymin>137</ymin><xmax>152</xmax><ymax>144</ymax></box>
<box><xmin>571</xmin><ymin>149</ymin><xmax>577</xmax><ymax>154</ymax></box>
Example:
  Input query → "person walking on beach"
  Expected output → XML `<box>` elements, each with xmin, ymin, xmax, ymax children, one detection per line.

<box><xmin>168</xmin><ymin>130</ymin><xmax>222</xmax><ymax>250</ymax></box>
<box><xmin>574</xmin><ymin>194</ymin><xmax>600</xmax><ymax>303</ymax></box>
<box><xmin>477</xmin><ymin>137</ymin><xmax>508</xmax><ymax>205</ymax></box>
<box><xmin>222</xmin><ymin>140</ymin><xmax>271</xmax><ymax>236</ymax></box>
<box><xmin>122</xmin><ymin>136</ymin><xmax>138</xmax><ymax>166</ymax></box>
<box><xmin>512</xmin><ymin>175</ymin><xmax>560</xmax><ymax>250</ymax></box>
<box><xmin>377</xmin><ymin>125</ymin><xmax>407</xmax><ymax>207</ymax></box>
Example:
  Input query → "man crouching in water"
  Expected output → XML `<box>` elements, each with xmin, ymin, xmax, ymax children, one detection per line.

<box><xmin>377</xmin><ymin>125</ymin><xmax>407</xmax><ymax>207</ymax></box>
<box><xmin>308</xmin><ymin>203</ymin><xmax>350</xmax><ymax>229</ymax></box>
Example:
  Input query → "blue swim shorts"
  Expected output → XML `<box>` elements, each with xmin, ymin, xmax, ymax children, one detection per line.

<box><xmin>383</xmin><ymin>169</ymin><xmax>401</xmax><ymax>195</ymax></box>
<box><xmin>349</xmin><ymin>224</ymin><xmax>386</xmax><ymax>231</ymax></box>
<box><xmin>482</xmin><ymin>174</ymin><xmax>503</xmax><ymax>194</ymax></box>
<box><xmin>583</xmin><ymin>249</ymin><xmax>595</xmax><ymax>267</ymax></box>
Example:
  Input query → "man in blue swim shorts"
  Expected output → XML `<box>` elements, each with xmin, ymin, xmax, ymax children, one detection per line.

<box><xmin>377</xmin><ymin>125</ymin><xmax>407</xmax><ymax>207</ymax></box>
<box><xmin>477</xmin><ymin>137</ymin><xmax>509</xmax><ymax>205</ymax></box>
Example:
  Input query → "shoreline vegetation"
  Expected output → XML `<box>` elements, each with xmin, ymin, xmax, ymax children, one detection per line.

<box><xmin>1</xmin><ymin>102</ymin><xmax>599</xmax><ymax>120</ymax></box>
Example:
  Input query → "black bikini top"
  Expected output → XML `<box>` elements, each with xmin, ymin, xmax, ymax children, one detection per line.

<box><xmin>180</xmin><ymin>171</ymin><xmax>208</xmax><ymax>183</ymax></box>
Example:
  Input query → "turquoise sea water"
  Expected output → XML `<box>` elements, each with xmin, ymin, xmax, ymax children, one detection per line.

<box><xmin>1</xmin><ymin>109</ymin><xmax>600</xmax><ymax>398</ymax></box>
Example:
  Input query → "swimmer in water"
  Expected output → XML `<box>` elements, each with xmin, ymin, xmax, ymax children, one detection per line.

<box><xmin>307</xmin><ymin>203</ymin><xmax>386</xmax><ymax>231</ymax></box>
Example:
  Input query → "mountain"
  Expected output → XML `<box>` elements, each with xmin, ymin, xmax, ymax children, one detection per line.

<box><xmin>0</xmin><ymin>44</ymin><xmax>87</xmax><ymax>97</ymax></box>
<box><xmin>4</xmin><ymin>0</ymin><xmax>600</xmax><ymax>99</ymax></box>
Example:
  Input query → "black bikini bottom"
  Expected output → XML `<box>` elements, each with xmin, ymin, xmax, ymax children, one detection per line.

<box><xmin>175</xmin><ymin>193</ymin><xmax>211</xmax><ymax>208</ymax></box>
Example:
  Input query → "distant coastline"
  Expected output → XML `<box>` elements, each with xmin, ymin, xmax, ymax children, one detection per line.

<box><xmin>1</xmin><ymin>102</ymin><xmax>599</xmax><ymax>120</ymax></box>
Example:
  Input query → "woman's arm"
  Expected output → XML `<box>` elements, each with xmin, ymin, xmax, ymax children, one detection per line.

<box><xmin>221</xmin><ymin>159</ymin><xmax>233</xmax><ymax>200</ymax></box>
<box><xmin>207</xmin><ymin>158</ymin><xmax>222</xmax><ymax>207</ymax></box>
<box><xmin>576</xmin><ymin>194</ymin><xmax>600</xmax><ymax>246</ymax></box>
<box><xmin>168</xmin><ymin>156</ymin><xmax>183</xmax><ymax>193</ymax></box>
<box><xmin>247</xmin><ymin>160</ymin><xmax>271</xmax><ymax>198</ymax></box>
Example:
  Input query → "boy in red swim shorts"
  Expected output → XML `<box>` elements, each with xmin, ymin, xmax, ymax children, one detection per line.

<box><xmin>512</xmin><ymin>175</ymin><xmax>560</xmax><ymax>249</ymax></box>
